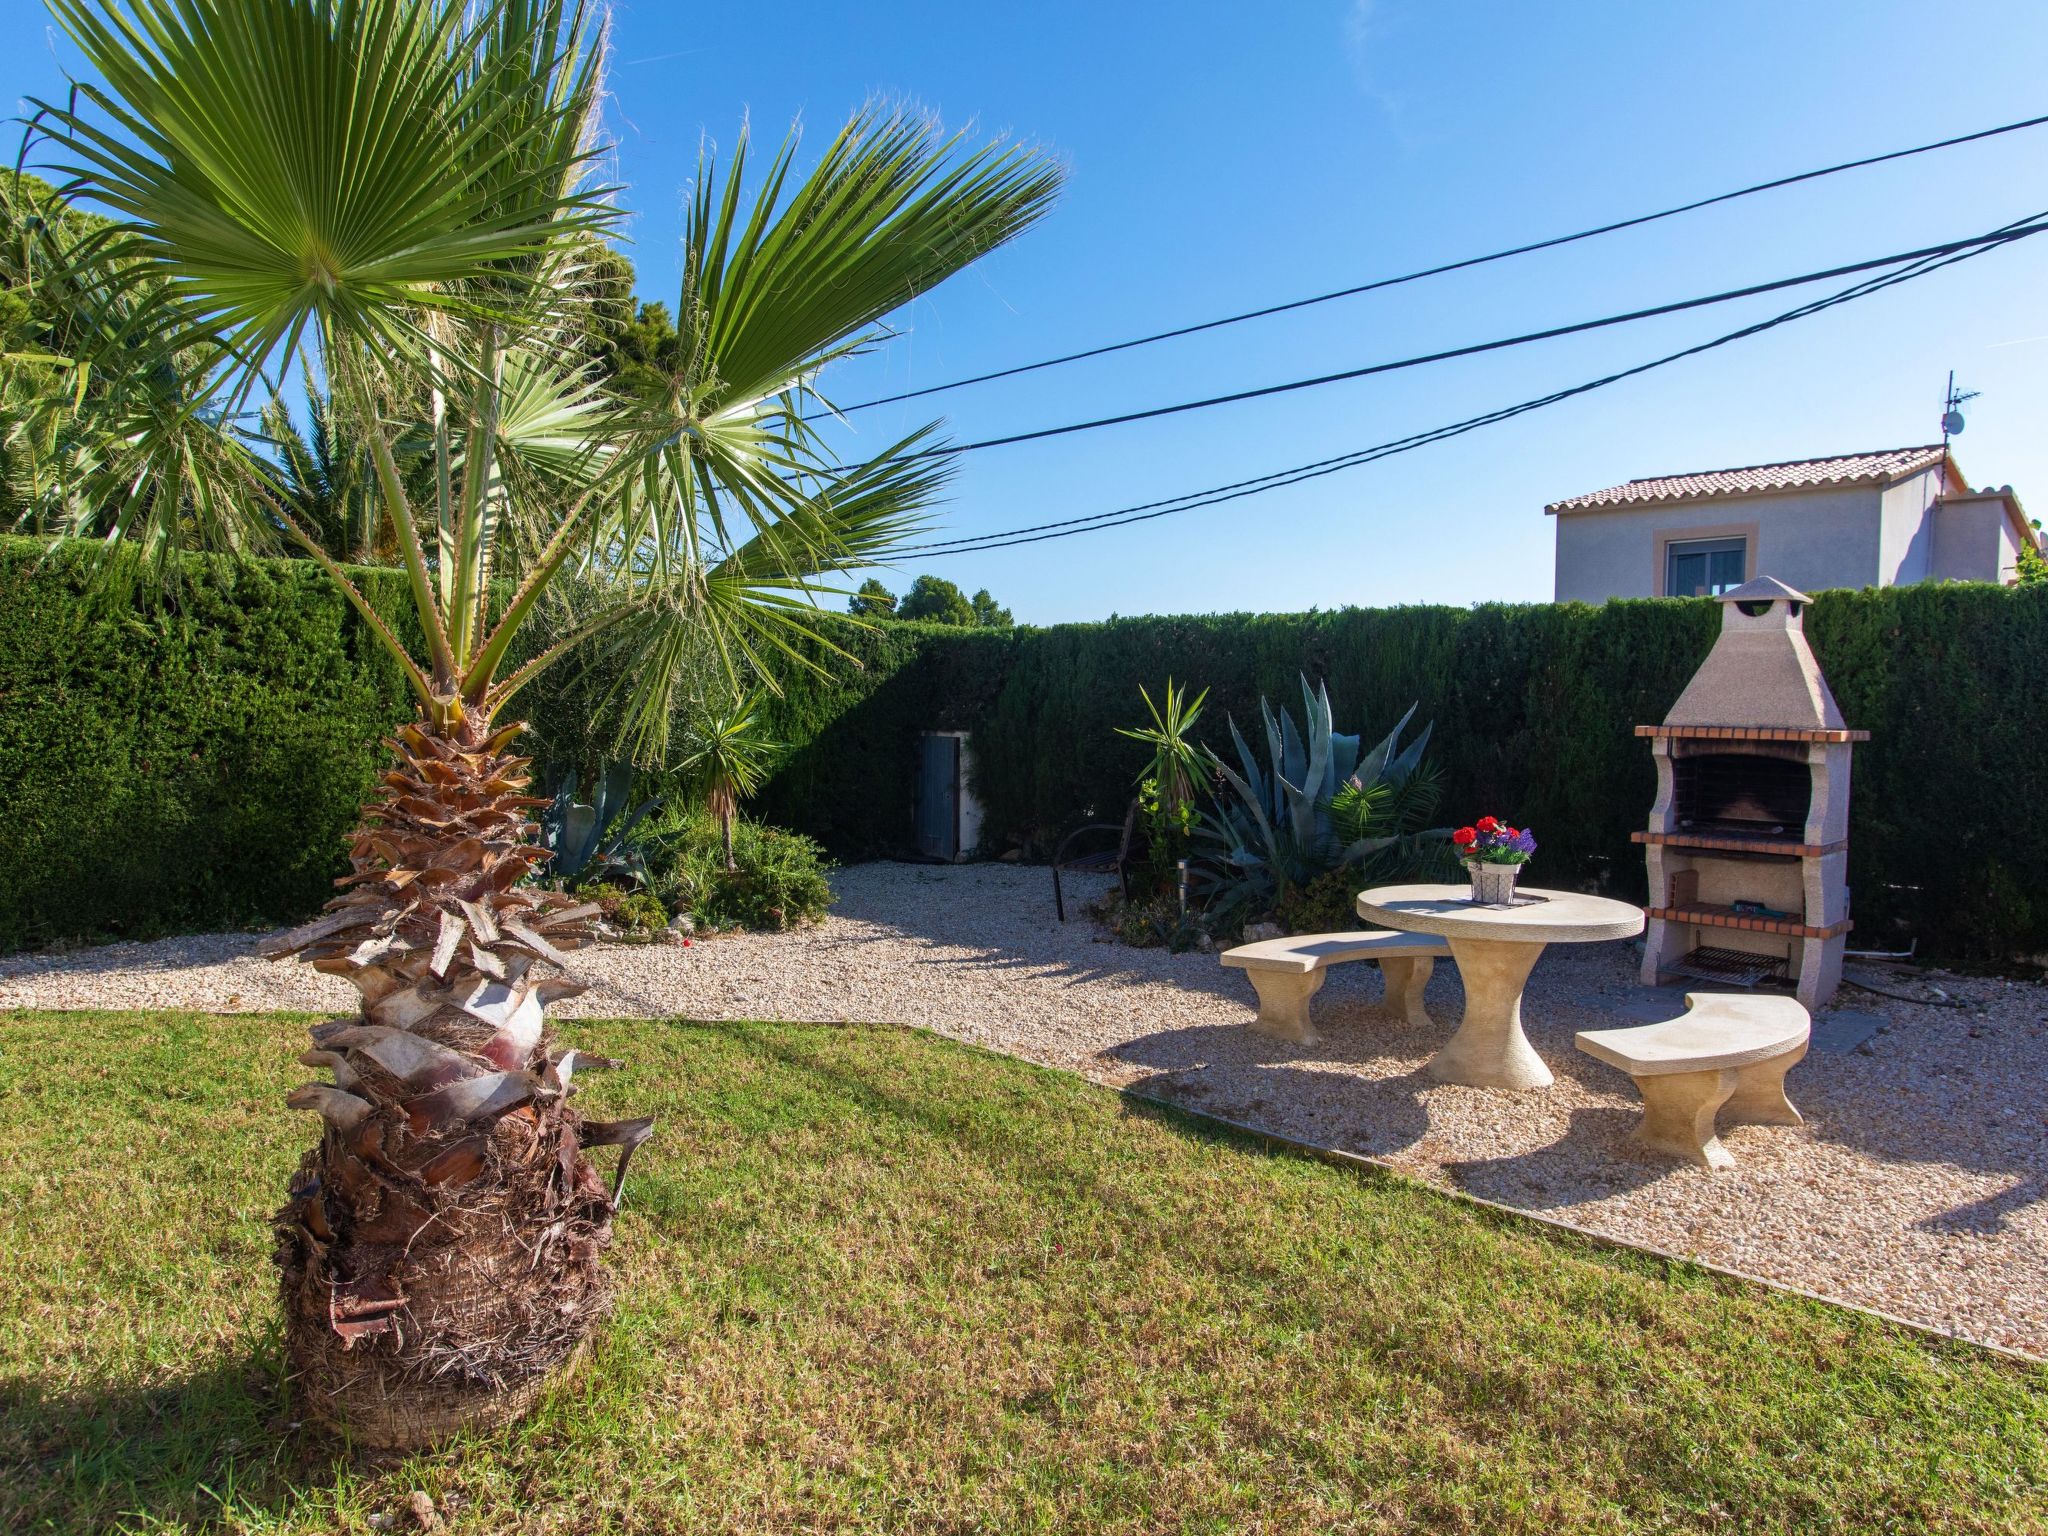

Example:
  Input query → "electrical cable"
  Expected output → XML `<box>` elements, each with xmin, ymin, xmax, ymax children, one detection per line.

<box><xmin>862</xmin><ymin>220</ymin><xmax>2048</xmax><ymax>465</ymax></box>
<box><xmin>814</xmin><ymin>109</ymin><xmax>2048</xmax><ymax>417</ymax></box>
<box><xmin>895</xmin><ymin>213</ymin><xmax>2044</xmax><ymax>558</ymax></box>
<box><xmin>904</xmin><ymin>246</ymin><xmax>1998</xmax><ymax>555</ymax></box>
<box><xmin>1842</xmin><ymin>978</ymin><xmax>1968</xmax><ymax>1009</ymax></box>
<box><xmin>895</xmin><ymin>213</ymin><xmax>2041</xmax><ymax>553</ymax></box>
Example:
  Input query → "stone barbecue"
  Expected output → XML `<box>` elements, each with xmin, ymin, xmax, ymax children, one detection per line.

<box><xmin>1634</xmin><ymin>576</ymin><xmax>1867</xmax><ymax>1008</ymax></box>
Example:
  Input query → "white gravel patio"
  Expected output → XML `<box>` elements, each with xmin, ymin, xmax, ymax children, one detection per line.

<box><xmin>4</xmin><ymin>861</ymin><xmax>2043</xmax><ymax>1359</ymax></box>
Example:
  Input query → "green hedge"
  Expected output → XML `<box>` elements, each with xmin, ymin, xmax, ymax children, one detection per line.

<box><xmin>2</xmin><ymin>536</ymin><xmax>2043</xmax><ymax>961</ymax></box>
<box><xmin>759</xmin><ymin>589</ymin><xmax>2048</xmax><ymax>962</ymax></box>
<box><xmin>0</xmin><ymin>539</ymin><xmax>419</xmax><ymax>948</ymax></box>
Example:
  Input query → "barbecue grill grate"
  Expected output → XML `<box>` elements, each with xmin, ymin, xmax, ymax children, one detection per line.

<box><xmin>1666</xmin><ymin>945</ymin><xmax>1789</xmax><ymax>987</ymax></box>
<box><xmin>1672</xmin><ymin>752</ymin><xmax>1811</xmax><ymax>837</ymax></box>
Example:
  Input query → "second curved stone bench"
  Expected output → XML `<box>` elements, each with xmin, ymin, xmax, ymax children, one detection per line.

<box><xmin>1575</xmin><ymin>992</ymin><xmax>1811</xmax><ymax>1170</ymax></box>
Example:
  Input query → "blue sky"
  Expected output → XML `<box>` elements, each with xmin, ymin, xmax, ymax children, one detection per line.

<box><xmin>6</xmin><ymin>0</ymin><xmax>2046</xmax><ymax>622</ymax></box>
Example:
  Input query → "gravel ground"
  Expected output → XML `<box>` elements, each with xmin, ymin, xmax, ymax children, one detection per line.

<box><xmin>5</xmin><ymin>861</ymin><xmax>2045</xmax><ymax>1358</ymax></box>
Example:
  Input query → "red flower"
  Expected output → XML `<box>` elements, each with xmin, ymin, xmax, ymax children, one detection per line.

<box><xmin>1452</xmin><ymin>826</ymin><xmax>1478</xmax><ymax>847</ymax></box>
<box><xmin>1476</xmin><ymin>816</ymin><xmax>1499</xmax><ymax>833</ymax></box>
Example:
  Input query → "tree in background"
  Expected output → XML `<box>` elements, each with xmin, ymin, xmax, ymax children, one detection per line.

<box><xmin>849</xmin><ymin>577</ymin><xmax>898</xmax><ymax>617</ymax></box>
<box><xmin>897</xmin><ymin>573</ymin><xmax>1012</xmax><ymax>626</ymax></box>
<box><xmin>258</xmin><ymin>362</ymin><xmax>426</xmax><ymax>565</ymax></box>
<box><xmin>579</xmin><ymin>236</ymin><xmax>681</xmax><ymax>403</ymax></box>
<box><xmin>971</xmin><ymin>587</ymin><xmax>1014</xmax><ymax>627</ymax></box>
<box><xmin>28</xmin><ymin>0</ymin><xmax>1057</xmax><ymax>1447</ymax></box>
<box><xmin>2019</xmin><ymin>526</ymin><xmax>2047</xmax><ymax>587</ymax></box>
<box><xmin>898</xmin><ymin>573</ymin><xmax>978</xmax><ymax>624</ymax></box>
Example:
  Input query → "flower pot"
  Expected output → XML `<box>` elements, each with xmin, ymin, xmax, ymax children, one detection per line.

<box><xmin>1467</xmin><ymin>860</ymin><xmax>1521</xmax><ymax>906</ymax></box>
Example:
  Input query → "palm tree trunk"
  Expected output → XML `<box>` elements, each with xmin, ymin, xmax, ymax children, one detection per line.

<box><xmin>263</xmin><ymin>715</ymin><xmax>650</xmax><ymax>1449</ymax></box>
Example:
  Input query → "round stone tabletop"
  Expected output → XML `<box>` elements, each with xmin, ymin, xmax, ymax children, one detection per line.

<box><xmin>1356</xmin><ymin>884</ymin><xmax>1645</xmax><ymax>945</ymax></box>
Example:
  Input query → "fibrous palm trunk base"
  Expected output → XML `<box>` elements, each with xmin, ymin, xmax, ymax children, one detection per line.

<box><xmin>264</xmin><ymin>720</ymin><xmax>652</xmax><ymax>1450</ymax></box>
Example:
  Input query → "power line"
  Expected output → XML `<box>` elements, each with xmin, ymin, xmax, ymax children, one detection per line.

<box><xmin>862</xmin><ymin>218</ymin><xmax>2048</xmax><ymax>465</ymax></box>
<box><xmin>908</xmin><ymin>233</ymin><xmax>2020</xmax><ymax>555</ymax></box>
<box><xmin>894</xmin><ymin>213</ymin><xmax>2044</xmax><ymax>559</ymax></box>
<box><xmin>816</xmin><ymin>109</ymin><xmax>2048</xmax><ymax>418</ymax></box>
<box><xmin>904</xmin><ymin>243</ymin><xmax>1995</xmax><ymax>556</ymax></box>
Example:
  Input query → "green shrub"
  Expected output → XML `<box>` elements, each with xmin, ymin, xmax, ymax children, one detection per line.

<box><xmin>581</xmin><ymin>882</ymin><xmax>670</xmax><ymax>936</ymax></box>
<box><xmin>1089</xmin><ymin>889</ymin><xmax>1206</xmax><ymax>952</ymax></box>
<box><xmin>649</xmin><ymin>812</ymin><xmax>835</xmax><ymax>932</ymax></box>
<box><xmin>1273</xmin><ymin>868</ymin><xmax>1373</xmax><ymax>938</ymax></box>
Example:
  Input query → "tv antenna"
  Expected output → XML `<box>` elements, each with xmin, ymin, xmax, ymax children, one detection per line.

<box><xmin>1941</xmin><ymin>370</ymin><xmax>1980</xmax><ymax>444</ymax></box>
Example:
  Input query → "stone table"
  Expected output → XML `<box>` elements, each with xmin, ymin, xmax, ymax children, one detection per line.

<box><xmin>1355</xmin><ymin>884</ymin><xmax>1645</xmax><ymax>1090</ymax></box>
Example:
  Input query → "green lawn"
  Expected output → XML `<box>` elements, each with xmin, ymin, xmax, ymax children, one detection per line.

<box><xmin>2</xmin><ymin>1011</ymin><xmax>2044</xmax><ymax>1534</ymax></box>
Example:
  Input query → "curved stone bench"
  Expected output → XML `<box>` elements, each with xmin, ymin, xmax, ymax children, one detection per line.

<box><xmin>1575</xmin><ymin>993</ymin><xmax>1810</xmax><ymax>1170</ymax></box>
<box><xmin>1220</xmin><ymin>930</ymin><xmax>1450</xmax><ymax>1045</ymax></box>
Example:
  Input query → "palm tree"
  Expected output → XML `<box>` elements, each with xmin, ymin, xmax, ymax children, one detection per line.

<box><xmin>31</xmin><ymin>0</ymin><xmax>1057</xmax><ymax>1446</ymax></box>
<box><xmin>681</xmin><ymin>691</ymin><xmax>780</xmax><ymax>872</ymax></box>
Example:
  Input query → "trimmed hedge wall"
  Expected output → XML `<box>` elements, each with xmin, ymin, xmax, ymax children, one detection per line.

<box><xmin>756</xmin><ymin>588</ymin><xmax>2048</xmax><ymax>962</ymax></box>
<box><xmin>0</xmin><ymin>539</ymin><xmax>420</xmax><ymax>948</ymax></box>
<box><xmin>2</xmin><ymin>536</ymin><xmax>2043</xmax><ymax>961</ymax></box>
<box><xmin>748</xmin><ymin>617</ymin><xmax>1014</xmax><ymax>853</ymax></box>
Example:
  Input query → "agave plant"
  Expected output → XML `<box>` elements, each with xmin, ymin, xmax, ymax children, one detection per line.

<box><xmin>542</xmin><ymin>762</ymin><xmax>663</xmax><ymax>888</ymax></box>
<box><xmin>1197</xmin><ymin>676</ymin><xmax>1449</xmax><ymax>928</ymax></box>
<box><xmin>26</xmin><ymin>0</ymin><xmax>1058</xmax><ymax>1446</ymax></box>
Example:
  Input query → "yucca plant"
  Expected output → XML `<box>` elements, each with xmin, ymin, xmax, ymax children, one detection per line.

<box><xmin>679</xmin><ymin>690</ymin><xmax>780</xmax><ymax>872</ymax></box>
<box><xmin>1116</xmin><ymin>678</ymin><xmax>1210</xmax><ymax>894</ymax></box>
<box><xmin>1117</xmin><ymin>678</ymin><xmax>1210</xmax><ymax>822</ymax></box>
<box><xmin>25</xmin><ymin>0</ymin><xmax>1057</xmax><ymax>1445</ymax></box>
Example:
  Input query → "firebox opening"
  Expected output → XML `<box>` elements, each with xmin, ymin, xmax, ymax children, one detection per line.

<box><xmin>1673</xmin><ymin>753</ymin><xmax>1811</xmax><ymax>839</ymax></box>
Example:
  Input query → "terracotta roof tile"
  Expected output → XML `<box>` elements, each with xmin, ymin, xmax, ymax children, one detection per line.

<box><xmin>1545</xmin><ymin>445</ymin><xmax>1949</xmax><ymax>514</ymax></box>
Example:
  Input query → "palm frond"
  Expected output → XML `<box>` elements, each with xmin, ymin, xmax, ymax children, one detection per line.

<box><xmin>34</xmin><ymin>0</ymin><xmax>616</xmax><ymax>388</ymax></box>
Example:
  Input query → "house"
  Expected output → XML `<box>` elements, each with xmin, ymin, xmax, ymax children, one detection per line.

<box><xmin>1546</xmin><ymin>446</ymin><xmax>2036</xmax><ymax>601</ymax></box>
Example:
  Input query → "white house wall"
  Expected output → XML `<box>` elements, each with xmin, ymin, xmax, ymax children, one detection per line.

<box><xmin>1930</xmin><ymin>496</ymin><xmax>2023</xmax><ymax>582</ymax></box>
<box><xmin>1552</xmin><ymin>485</ymin><xmax>1882</xmax><ymax>601</ymax></box>
<box><xmin>1877</xmin><ymin>468</ymin><xmax>1940</xmax><ymax>585</ymax></box>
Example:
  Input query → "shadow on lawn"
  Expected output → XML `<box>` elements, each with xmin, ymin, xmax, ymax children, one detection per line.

<box><xmin>0</xmin><ymin>1346</ymin><xmax>342</xmax><ymax>1531</ymax></box>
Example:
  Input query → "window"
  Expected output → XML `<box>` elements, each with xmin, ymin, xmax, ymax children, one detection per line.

<box><xmin>1665</xmin><ymin>536</ymin><xmax>1746</xmax><ymax>597</ymax></box>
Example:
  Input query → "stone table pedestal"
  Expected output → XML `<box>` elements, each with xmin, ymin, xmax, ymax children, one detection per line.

<box><xmin>1355</xmin><ymin>884</ymin><xmax>1646</xmax><ymax>1091</ymax></box>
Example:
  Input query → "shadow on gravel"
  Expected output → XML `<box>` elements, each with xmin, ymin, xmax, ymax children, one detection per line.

<box><xmin>1104</xmin><ymin>1016</ymin><xmax>1438</xmax><ymax>1159</ymax></box>
<box><xmin>0</xmin><ymin>931</ymin><xmax>269</xmax><ymax>979</ymax></box>
<box><xmin>1915</xmin><ymin>1173</ymin><xmax>2048</xmax><ymax>1236</ymax></box>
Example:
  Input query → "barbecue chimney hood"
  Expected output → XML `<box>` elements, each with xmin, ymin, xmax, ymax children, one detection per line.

<box><xmin>1662</xmin><ymin>576</ymin><xmax>1843</xmax><ymax>732</ymax></box>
